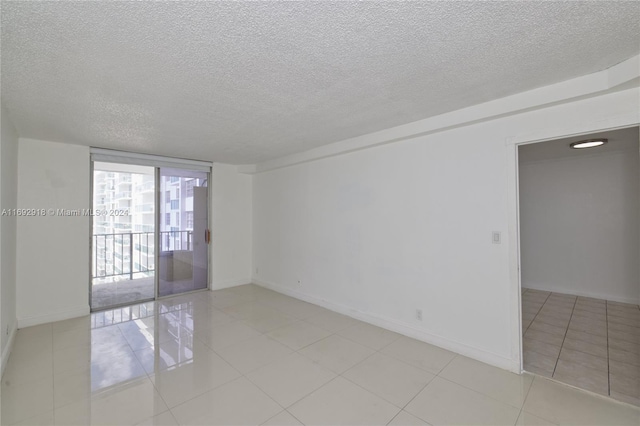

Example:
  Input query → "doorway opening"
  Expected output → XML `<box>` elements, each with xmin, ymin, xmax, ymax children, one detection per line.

<box><xmin>518</xmin><ymin>126</ymin><xmax>639</xmax><ymax>406</ymax></box>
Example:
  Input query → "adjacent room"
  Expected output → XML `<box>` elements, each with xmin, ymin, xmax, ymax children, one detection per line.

<box><xmin>519</xmin><ymin>127</ymin><xmax>640</xmax><ymax>405</ymax></box>
<box><xmin>1</xmin><ymin>2</ymin><xmax>639</xmax><ymax>425</ymax></box>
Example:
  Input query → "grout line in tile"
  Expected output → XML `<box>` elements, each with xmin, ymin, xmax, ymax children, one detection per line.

<box><xmin>518</xmin><ymin>372</ymin><xmax>537</xmax><ymax>418</ymax></box>
<box><xmin>551</xmin><ymin>295</ymin><xmax>577</xmax><ymax>376</ymax></box>
<box><xmin>515</xmin><ymin>408</ymin><xmax>524</xmax><ymax>426</ymax></box>
<box><xmin>386</xmin><ymin>410</ymin><xmax>404</xmax><ymax>426</ymax></box>
<box><xmin>523</xmin><ymin>291</ymin><xmax>552</xmax><ymax>335</ymax></box>
<box><xmin>399</xmin><ymin>356</ymin><xmax>448</xmax><ymax>414</ymax></box>
<box><xmin>393</xmin><ymin>365</ymin><xmax>438</xmax><ymax>422</ymax></box>
<box><xmin>435</xmin><ymin>374</ymin><xmax>528</xmax><ymax>413</ymax></box>
<box><xmin>208</xmin><ymin>305</ymin><xmax>399</xmax><ymax>414</ymax></box>
<box><xmin>284</xmin><ymin>408</ymin><xmax>306</xmax><ymax>426</ymax></box>
<box><xmin>164</xmin><ymin>409</ymin><xmax>180</xmax><ymax>426</ymax></box>
<box><xmin>243</xmin><ymin>371</ymin><xmax>293</xmax><ymax>412</ymax></box>
<box><xmin>247</xmin><ymin>340</ymin><xmax>334</xmax><ymax>405</ymax></box>
<box><xmin>336</xmin><ymin>374</ymin><xmax>404</xmax><ymax>418</ymax></box>
<box><xmin>526</xmin><ymin>331</ymin><xmax>611</xmax><ymax>363</ymax></box>
<box><xmin>297</xmin><ymin>323</ymin><xmax>448</xmax><ymax>416</ymax></box>
<box><xmin>437</xmin><ymin>355</ymin><xmax>534</xmax><ymax>412</ymax></box>
<box><xmin>523</xmin><ymin>292</ymin><xmax>640</xmax><ymax>408</ymax></box>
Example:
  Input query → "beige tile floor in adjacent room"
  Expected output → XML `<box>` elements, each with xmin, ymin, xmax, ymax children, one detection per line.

<box><xmin>2</xmin><ymin>284</ymin><xmax>639</xmax><ymax>425</ymax></box>
<box><xmin>522</xmin><ymin>288</ymin><xmax>640</xmax><ymax>407</ymax></box>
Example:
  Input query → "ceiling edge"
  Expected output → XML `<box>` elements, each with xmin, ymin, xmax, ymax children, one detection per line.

<box><xmin>237</xmin><ymin>55</ymin><xmax>640</xmax><ymax>175</ymax></box>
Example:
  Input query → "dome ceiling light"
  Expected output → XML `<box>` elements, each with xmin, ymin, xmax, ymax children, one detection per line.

<box><xmin>570</xmin><ymin>139</ymin><xmax>608</xmax><ymax>149</ymax></box>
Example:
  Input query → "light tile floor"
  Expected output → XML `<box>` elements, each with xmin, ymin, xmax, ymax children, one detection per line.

<box><xmin>522</xmin><ymin>288</ymin><xmax>640</xmax><ymax>407</ymax></box>
<box><xmin>2</xmin><ymin>284</ymin><xmax>638</xmax><ymax>425</ymax></box>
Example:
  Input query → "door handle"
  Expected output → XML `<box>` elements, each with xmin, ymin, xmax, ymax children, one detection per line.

<box><xmin>205</xmin><ymin>229</ymin><xmax>210</xmax><ymax>244</ymax></box>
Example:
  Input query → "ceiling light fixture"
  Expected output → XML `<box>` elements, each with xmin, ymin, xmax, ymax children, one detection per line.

<box><xmin>570</xmin><ymin>139</ymin><xmax>608</xmax><ymax>149</ymax></box>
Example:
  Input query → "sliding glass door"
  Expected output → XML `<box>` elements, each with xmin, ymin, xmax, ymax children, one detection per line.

<box><xmin>90</xmin><ymin>156</ymin><xmax>210</xmax><ymax>311</ymax></box>
<box><xmin>158</xmin><ymin>168</ymin><xmax>209</xmax><ymax>297</ymax></box>
<box><xmin>91</xmin><ymin>162</ymin><xmax>156</xmax><ymax>310</ymax></box>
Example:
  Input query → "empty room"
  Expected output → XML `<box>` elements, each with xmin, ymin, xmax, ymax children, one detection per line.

<box><xmin>1</xmin><ymin>2</ymin><xmax>639</xmax><ymax>426</ymax></box>
<box><xmin>519</xmin><ymin>127</ymin><xmax>640</xmax><ymax>404</ymax></box>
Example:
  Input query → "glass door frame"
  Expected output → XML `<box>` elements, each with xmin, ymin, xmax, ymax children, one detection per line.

<box><xmin>156</xmin><ymin>167</ymin><xmax>211</xmax><ymax>299</ymax></box>
<box><xmin>89</xmin><ymin>160</ymin><xmax>211</xmax><ymax>312</ymax></box>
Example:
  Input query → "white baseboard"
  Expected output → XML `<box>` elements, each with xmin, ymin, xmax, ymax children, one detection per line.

<box><xmin>523</xmin><ymin>284</ymin><xmax>639</xmax><ymax>305</ymax></box>
<box><xmin>254</xmin><ymin>279</ymin><xmax>520</xmax><ymax>373</ymax></box>
<box><xmin>1</xmin><ymin>320</ymin><xmax>17</xmax><ymax>378</ymax></box>
<box><xmin>210</xmin><ymin>277</ymin><xmax>252</xmax><ymax>291</ymax></box>
<box><xmin>17</xmin><ymin>305</ymin><xmax>90</xmax><ymax>328</ymax></box>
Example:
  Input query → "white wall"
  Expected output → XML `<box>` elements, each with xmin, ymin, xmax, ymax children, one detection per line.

<box><xmin>519</xmin><ymin>142</ymin><xmax>639</xmax><ymax>304</ymax></box>
<box><xmin>1</xmin><ymin>105</ymin><xmax>19</xmax><ymax>372</ymax></box>
<box><xmin>253</xmin><ymin>87</ymin><xmax>640</xmax><ymax>371</ymax></box>
<box><xmin>16</xmin><ymin>139</ymin><xmax>91</xmax><ymax>327</ymax></box>
<box><xmin>13</xmin><ymin>140</ymin><xmax>252</xmax><ymax>325</ymax></box>
<box><xmin>211</xmin><ymin>163</ymin><xmax>252</xmax><ymax>289</ymax></box>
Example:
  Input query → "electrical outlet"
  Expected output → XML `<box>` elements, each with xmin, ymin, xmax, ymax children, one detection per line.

<box><xmin>492</xmin><ymin>231</ymin><xmax>501</xmax><ymax>244</ymax></box>
<box><xmin>415</xmin><ymin>309</ymin><xmax>423</xmax><ymax>321</ymax></box>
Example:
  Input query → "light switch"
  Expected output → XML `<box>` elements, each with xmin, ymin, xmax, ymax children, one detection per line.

<box><xmin>492</xmin><ymin>231</ymin><xmax>501</xmax><ymax>244</ymax></box>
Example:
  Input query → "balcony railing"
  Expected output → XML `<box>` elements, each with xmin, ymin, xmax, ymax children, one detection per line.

<box><xmin>92</xmin><ymin>230</ymin><xmax>193</xmax><ymax>281</ymax></box>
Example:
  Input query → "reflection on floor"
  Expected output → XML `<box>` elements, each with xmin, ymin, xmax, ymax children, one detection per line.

<box><xmin>2</xmin><ymin>285</ymin><xmax>639</xmax><ymax>425</ymax></box>
<box><xmin>522</xmin><ymin>289</ymin><xmax>640</xmax><ymax>407</ymax></box>
<box><xmin>158</xmin><ymin>277</ymin><xmax>208</xmax><ymax>297</ymax></box>
<box><xmin>91</xmin><ymin>276</ymin><xmax>155</xmax><ymax>310</ymax></box>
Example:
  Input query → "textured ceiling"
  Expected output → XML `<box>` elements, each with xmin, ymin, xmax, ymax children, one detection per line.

<box><xmin>2</xmin><ymin>2</ymin><xmax>639</xmax><ymax>164</ymax></box>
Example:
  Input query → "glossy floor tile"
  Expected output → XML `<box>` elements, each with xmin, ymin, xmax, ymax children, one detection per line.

<box><xmin>523</xmin><ymin>374</ymin><xmax>640</xmax><ymax>425</ymax></box>
<box><xmin>405</xmin><ymin>376</ymin><xmax>521</xmax><ymax>425</ymax></box>
<box><xmin>522</xmin><ymin>288</ymin><xmax>640</xmax><ymax>406</ymax></box>
<box><xmin>246</xmin><ymin>353</ymin><xmax>335</xmax><ymax>407</ymax></box>
<box><xmin>288</xmin><ymin>377</ymin><xmax>399</xmax><ymax>425</ymax></box>
<box><xmin>169</xmin><ymin>377</ymin><xmax>281</xmax><ymax>425</ymax></box>
<box><xmin>2</xmin><ymin>284</ymin><xmax>639</xmax><ymax>425</ymax></box>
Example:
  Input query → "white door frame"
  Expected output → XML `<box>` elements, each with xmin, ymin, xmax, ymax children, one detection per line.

<box><xmin>506</xmin><ymin>122</ymin><xmax>640</xmax><ymax>373</ymax></box>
